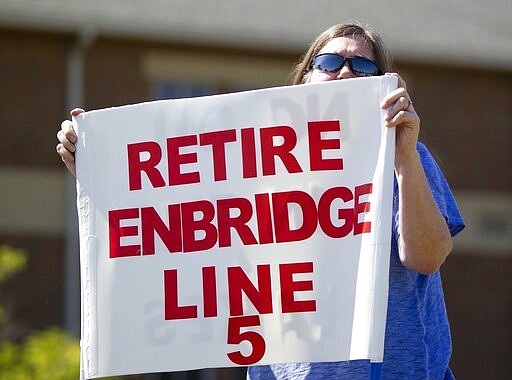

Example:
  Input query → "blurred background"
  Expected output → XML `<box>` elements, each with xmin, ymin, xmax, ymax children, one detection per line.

<box><xmin>0</xmin><ymin>0</ymin><xmax>510</xmax><ymax>379</ymax></box>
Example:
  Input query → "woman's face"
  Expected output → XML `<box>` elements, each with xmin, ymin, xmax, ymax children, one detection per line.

<box><xmin>308</xmin><ymin>36</ymin><xmax>376</xmax><ymax>83</ymax></box>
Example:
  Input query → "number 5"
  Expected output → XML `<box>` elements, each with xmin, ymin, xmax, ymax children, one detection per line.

<box><xmin>227</xmin><ymin>315</ymin><xmax>266</xmax><ymax>365</ymax></box>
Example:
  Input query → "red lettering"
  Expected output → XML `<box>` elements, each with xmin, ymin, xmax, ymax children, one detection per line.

<box><xmin>164</xmin><ymin>269</ymin><xmax>198</xmax><ymax>320</ymax></box>
<box><xmin>354</xmin><ymin>183</ymin><xmax>373</xmax><ymax>234</ymax></box>
<box><xmin>254</xmin><ymin>193</ymin><xmax>274</xmax><ymax>244</ymax></box>
<box><xmin>228</xmin><ymin>265</ymin><xmax>272</xmax><ymax>316</ymax></box>
<box><xmin>141</xmin><ymin>205</ymin><xmax>182</xmax><ymax>255</ymax></box>
<box><xmin>202</xmin><ymin>266</ymin><xmax>218</xmax><ymax>318</ymax></box>
<box><xmin>241</xmin><ymin>128</ymin><xmax>257</xmax><ymax>178</ymax></box>
<box><xmin>167</xmin><ymin>135</ymin><xmax>200</xmax><ymax>185</ymax></box>
<box><xmin>280</xmin><ymin>262</ymin><xmax>316</xmax><ymax>313</ymax></box>
<box><xmin>127</xmin><ymin>142</ymin><xmax>165</xmax><ymax>191</ymax></box>
<box><xmin>199</xmin><ymin>129</ymin><xmax>237</xmax><ymax>181</ymax></box>
<box><xmin>272</xmin><ymin>191</ymin><xmax>317</xmax><ymax>243</ymax></box>
<box><xmin>126</xmin><ymin>120</ymin><xmax>348</xmax><ymax>191</ymax></box>
<box><xmin>217</xmin><ymin>198</ymin><xmax>258</xmax><ymax>247</ymax></box>
<box><xmin>109</xmin><ymin>208</ymin><xmax>140</xmax><ymax>258</ymax></box>
<box><xmin>227</xmin><ymin>315</ymin><xmax>265</xmax><ymax>365</ymax></box>
<box><xmin>318</xmin><ymin>187</ymin><xmax>354</xmax><ymax>238</ymax></box>
<box><xmin>260</xmin><ymin>126</ymin><xmax>302</xmax><ymax>175</ymax></box>
<box><xmin>164</xmin><ymin>261</ymin><xmax>316</xmax><ymax>330</ymax></box>
<box><xmin>308</xmin><ymin>120</ymin><xmax>343</xmax><ymax>171</ymax></box>
<box><xmin>181</xmin><ymin>200</ymin><xmax>217</xmax><ymax>253</ymax></box>
<box><xmin>108</xmin><ymin>184</ymin><xmax>374</xmax><ymax>257</ymax></box>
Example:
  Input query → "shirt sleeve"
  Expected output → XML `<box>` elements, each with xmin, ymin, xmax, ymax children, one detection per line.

<box><xmin>417</xmin><ymin>142</ymin><xmax>465</xmax><ymax>237</ymax></box>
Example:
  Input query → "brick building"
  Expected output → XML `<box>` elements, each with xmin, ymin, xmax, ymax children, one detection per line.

<box><xmin>0</xmin><ymin>1</ymin><xmax>510</xmax><ymax>379</ymax></box>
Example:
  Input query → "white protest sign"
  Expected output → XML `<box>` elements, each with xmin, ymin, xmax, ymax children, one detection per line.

<box><xmin>75</xmin><ymin>76</ymin><xmax>397</xmax><ymax>378</ymax></box>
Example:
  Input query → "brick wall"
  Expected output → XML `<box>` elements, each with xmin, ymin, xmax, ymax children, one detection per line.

<box><xmin>0</xmin><ymin>29</ymin><xmax>70</xmax><ymax>334</ymax></box>
<box><xmin>84</xmin><ymin>38</ymin><xmax>151</xmax><ymax>110</ymax></box>
<box><xmin>0</xmin><ymin>29</ymin><xmax>69</xmax><ymax>169</ymax></box>
<box><xmin>443</xmin><ymin>254</ymin><xmax>511</xmax><ymax>379</ymax></box>
<box><xmin>395</xmin><ymin>63</ymin><xmax>512</xmax><ymax>191</ymax></box>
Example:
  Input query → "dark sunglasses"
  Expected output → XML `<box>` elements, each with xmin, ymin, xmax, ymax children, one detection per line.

<box><xmin>311</xmin><ymin>53</ymin><xmax>382</xmax><ymax>77</ymax></box>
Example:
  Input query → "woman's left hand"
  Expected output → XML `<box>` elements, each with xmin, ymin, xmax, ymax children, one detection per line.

<box><xmin>380</xmin><ymin>73</ymin><xmax>420</xmax><ymax>166</ymax></box>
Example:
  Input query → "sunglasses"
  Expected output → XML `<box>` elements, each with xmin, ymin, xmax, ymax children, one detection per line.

<box><xmin>311</xmin><ymin>53</ymin><xmax>382</xmax><ymax>77</ymax></box>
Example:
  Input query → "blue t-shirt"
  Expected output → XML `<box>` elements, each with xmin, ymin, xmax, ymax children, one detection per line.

<box><xmin>247</xmin><ymin>143</ymin><xmax>465</xmax><ymax>380</ymax></box>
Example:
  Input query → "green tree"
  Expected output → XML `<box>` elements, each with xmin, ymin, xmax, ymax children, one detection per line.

<box><xmin>0</xmin><ymin>328</ymin><xmax>80</xmax><ymax>380</ymax></box>
<box><xmin>0</xmin><ymin>245</ymin><xmax>27</xmax><ymax>325</ymax></box>
<box><xmin>0</xmin><ymin>245</ymin><xmax>81</xmax><ymax>379</ymax></box>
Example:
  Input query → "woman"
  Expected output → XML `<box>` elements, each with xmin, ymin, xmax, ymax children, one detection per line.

<box><xmin>248</xmin><ymin>23</ymin><xmax>465</xmax><ymax>380</ymax></box>
<box><xmin>57</xmin><ymin>23</ymin><xmax>464</xmax><ymax>379</ymax></box>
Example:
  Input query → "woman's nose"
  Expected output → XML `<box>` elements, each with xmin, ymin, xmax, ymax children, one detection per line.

<box><xmin>336</xmin><ymin>61</ymin><xmax>355</xmax><ymax>79</ymax></box>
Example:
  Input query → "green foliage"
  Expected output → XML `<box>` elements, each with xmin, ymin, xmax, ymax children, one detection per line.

<box><xmin>0</xmin><ymin>245</ymin><xmax>103</xmax><ymax>379</ymax></box>
<box><xmin>0</xmin><ymin>245</ymin><xmax>27</xmax><ymax>325</ymax></box>
<box><xmin>0</xmin><ymin>328</ymin><xmax>80</xmax><ymax>380</ymax></box>
<box><xmin>0</xmin><ymin>245</ymin><xmax>27</xmax><ymax>284</ymax></box>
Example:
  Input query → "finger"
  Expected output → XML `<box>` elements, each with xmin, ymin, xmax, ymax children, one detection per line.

<box><xmin>60</xmin><ymin>136</ymin><xmax>76</xmax><ymax>153</ymax></box>
<box><xmin>381</xmin><ymin>87</ymin><xmax>409</xmax><ymax>110</ymax></box>
<box><xmin>56</xmin><ymin>144</ymin><xmax>77</xmax><ymax>176</ymax></box>
<box><xmin>384</xmin><ymin>96</ymin><xmax>413</xmax><ymax>122</ymax></box>
<box><xmin>56</xmin><ymin>143</ymin><xmax>75</xmax><ymax>163</ymax></box>
<box><xmin>60</xmin><ymin>120</ymin><xmax>77</xmax><ymax>143</ymax></box>
<box><xmin>57</xmin><ymin>122</ymin><xmax>76</xmax><ymax>153</ymax></box>
<box><xmin>71</xmin><ymin>108</ymin><xmax>85</xmax><ymax>117</ymax></box>
<box><xmin>385</xmin><ymin>109</ymin><xmax>420</xmax><ymax>129</ymax></box>
<box><xmin>399</xmin><ymin>96</ymin><xmax>414</xmax><ymax>112</ymax></box>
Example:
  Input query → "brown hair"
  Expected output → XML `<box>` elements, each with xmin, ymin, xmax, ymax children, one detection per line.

<box><xmin>291</xmin><ymin>23</ymin><xmax>393</xmax><ymax>84</ymax></box>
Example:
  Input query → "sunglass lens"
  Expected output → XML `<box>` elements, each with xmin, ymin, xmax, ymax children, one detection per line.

<box><xmin>350</xmin><ymin>57</ymin><xmax>381</xmax><ymax>77</ymax></box>
<box><xmin>313</xmin><ymin>54</ymin><xmax>344</xmax><ymax>72</ymax></box>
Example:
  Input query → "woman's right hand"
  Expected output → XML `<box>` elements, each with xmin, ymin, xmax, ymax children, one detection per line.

<box><xmin>56</xmin><ymin>108</ymin><xmax>84</xmax><ymax>176</ymax></box>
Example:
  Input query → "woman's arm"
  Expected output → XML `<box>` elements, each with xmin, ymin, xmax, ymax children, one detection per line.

<box><xmin>381</xmin><ymin>74</ymin><xmax>453</xmax><ymax>274</ymax></box>
<box><xmin>394</xmin><ymin>150</ymin><xmax>453</xmax><ymax>274</ymax></box>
